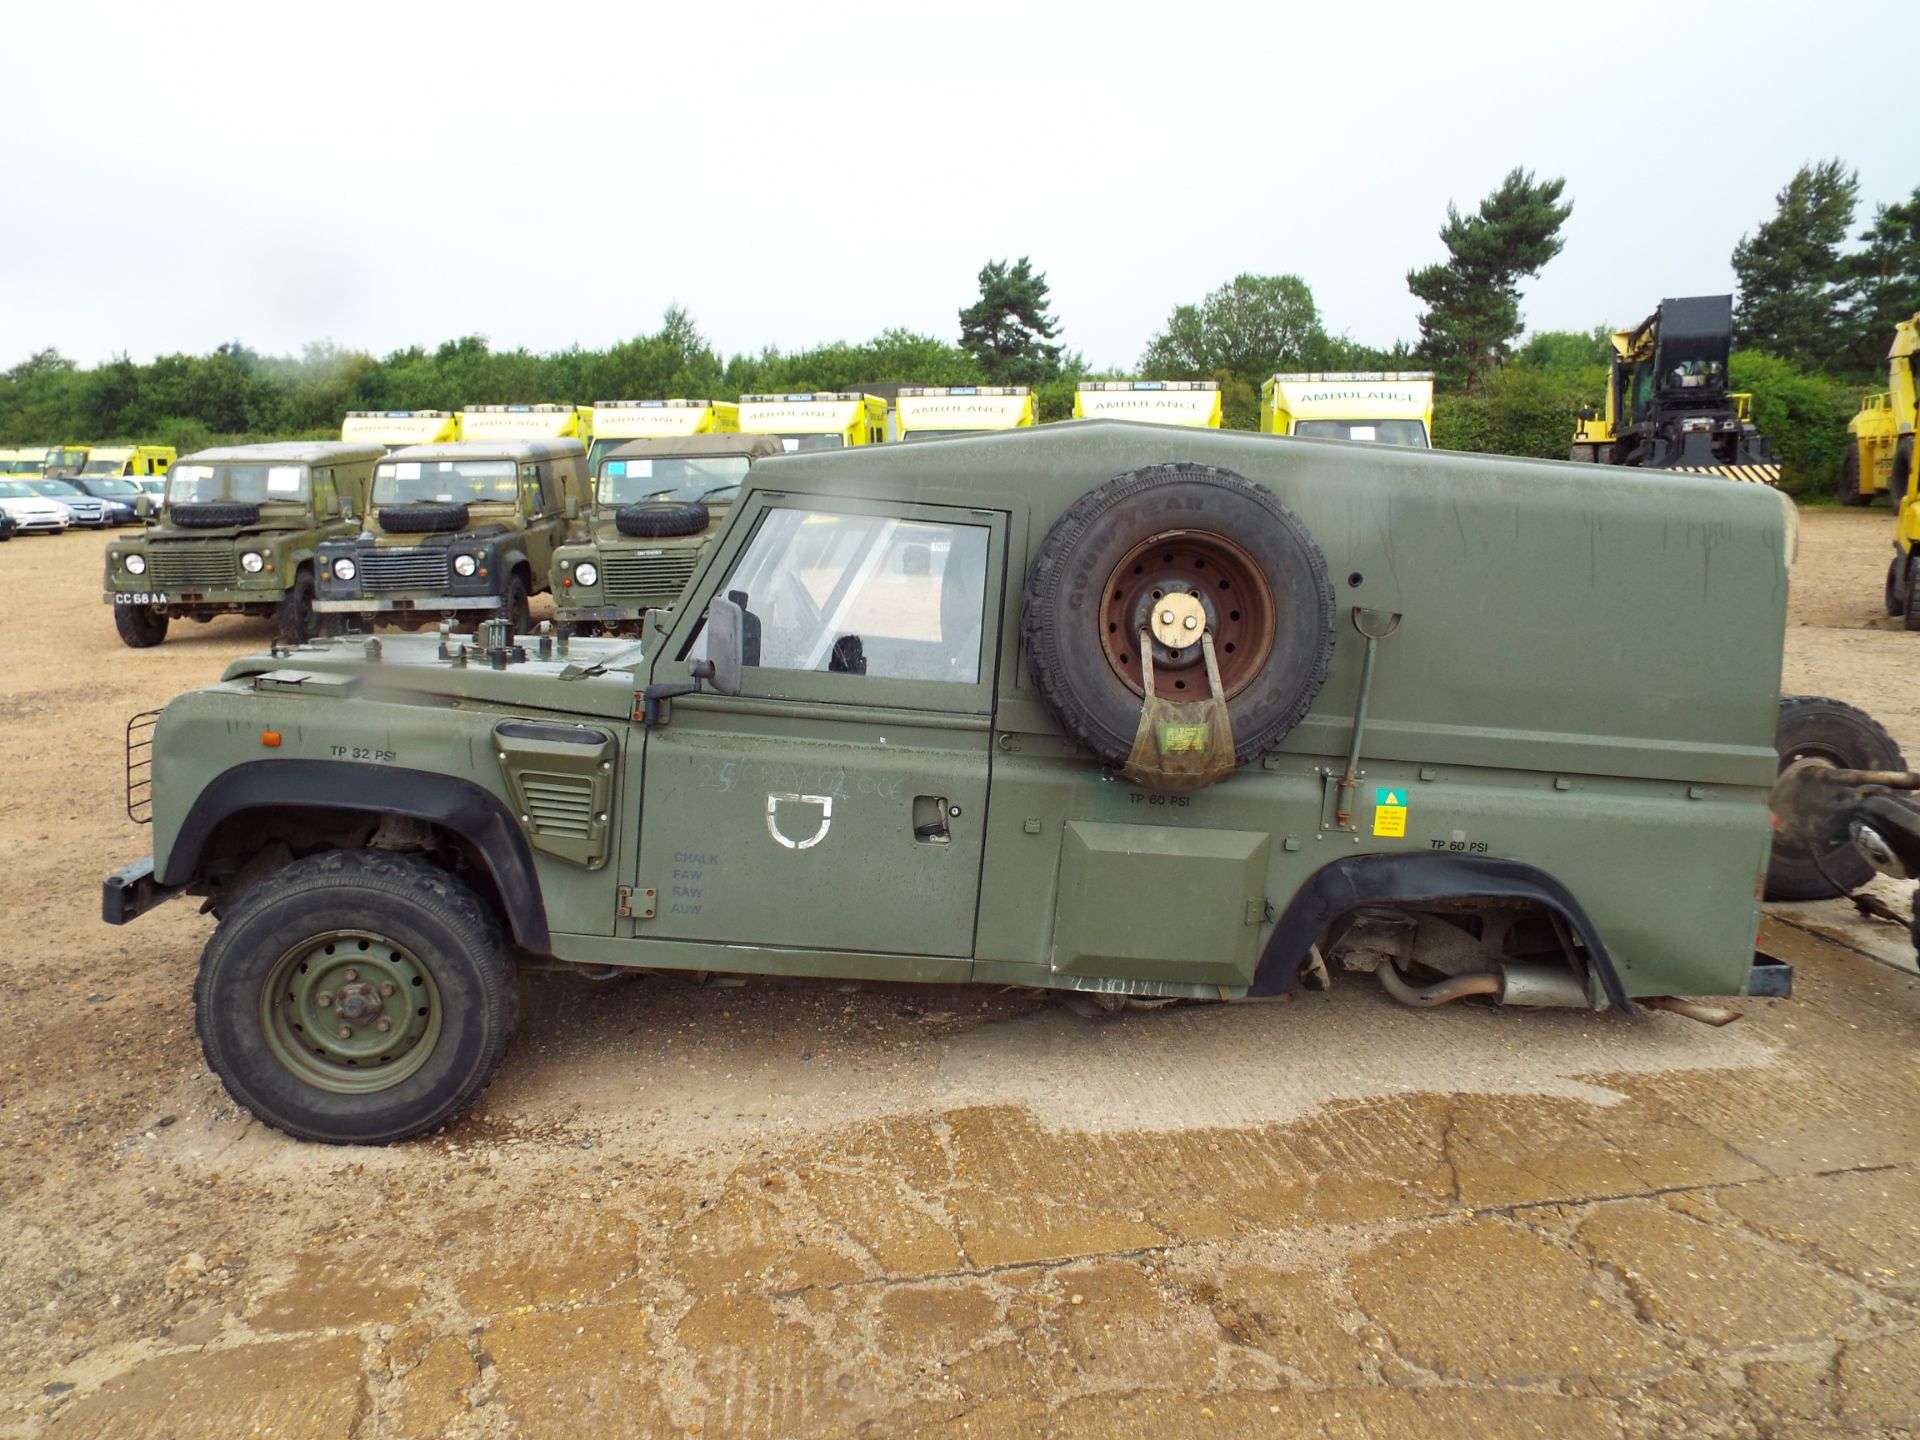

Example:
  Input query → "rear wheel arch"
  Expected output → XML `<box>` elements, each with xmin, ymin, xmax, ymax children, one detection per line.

<box><xmin>161</xmin><ymin>761</ymin><xmax>550</xmax><ymax>952</ymax></box>
<box><xmin>1249</xmin><ymin>853</ymin><xmax>1628</xmax><ymax>1010</ymax></box>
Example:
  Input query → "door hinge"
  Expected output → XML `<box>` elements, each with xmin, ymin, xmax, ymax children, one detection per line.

<box><xmin>617</xmin><ymin>886</ymin><xmax>657</xmax><ymax>920</ymax></box>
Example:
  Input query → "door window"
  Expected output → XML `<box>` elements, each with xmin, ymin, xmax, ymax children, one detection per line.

<box><xmin>717</xmin><ymin>507</ymin><xmax>990</xmax><ymax>683</ymax></box>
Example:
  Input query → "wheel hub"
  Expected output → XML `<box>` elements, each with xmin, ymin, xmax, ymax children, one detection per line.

<box><xmin>260</xmin><ymin>932</ymin><xmax>441</xmax><ymax>1095</ymax></box>
<box><xmin>1100</xmin><ymin>529</ymin><xmax>1278</xmax><ymax>700</ymax></box>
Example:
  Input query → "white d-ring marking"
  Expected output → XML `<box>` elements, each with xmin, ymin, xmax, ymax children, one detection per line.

<box><xmin>766</xmin><ymin>792</ymin><xmax>833</xmax><ymax>850</ymax></box>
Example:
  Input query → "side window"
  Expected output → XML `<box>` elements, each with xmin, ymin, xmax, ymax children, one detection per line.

<box><xmin>311</xmin><ymin>468</ymin><xmax>337</xmax><ymax>516</ymax></box>
<box><xmin>718</xmin><ymin>508</ymin><xmax>989</xmax><ymax>683</ymax></box>
<box><xmin>520</xmin><ymin>464</ymin><xmax>543</xmax><ymax>517</ymax></box>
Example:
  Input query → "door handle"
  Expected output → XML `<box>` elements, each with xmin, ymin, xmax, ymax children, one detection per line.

<box><xmin>913</xmin><ymin>795</ymin><xmax>952</xmax><ymax>844</ymax></box>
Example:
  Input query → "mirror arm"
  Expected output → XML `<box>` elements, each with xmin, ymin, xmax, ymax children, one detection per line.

<box><xmin>640</xmin><ymin>660</ymin><xmax>715</xmax><ymax>727</ymax></box>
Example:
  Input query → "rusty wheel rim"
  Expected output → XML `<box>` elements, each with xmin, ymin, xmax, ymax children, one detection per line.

<box><xmin>1099</xmin><ymin>529</ymin><xmax>1277</xmax><ymax>700</ymax></box>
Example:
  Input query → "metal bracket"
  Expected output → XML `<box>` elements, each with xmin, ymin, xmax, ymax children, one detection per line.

<box><xmin>616</xmin><ymin>886</ymin><xmax>657</xmax><ymax>920</ymax></box>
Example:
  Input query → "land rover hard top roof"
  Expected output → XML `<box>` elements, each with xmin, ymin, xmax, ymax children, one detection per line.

<box><xmin>386</xmin><ymin>439</ymin><xmax>586</xmax><ymax>464</ymax></box>
<box><xmin>178</xmin><ymin>441</ymin><xmax>389</xmax><ymax>466</ymax></box>
<box><xmin>601</xmin><ymin>435</ymin><xmax>783</xmax><ymax>466</ymax></box>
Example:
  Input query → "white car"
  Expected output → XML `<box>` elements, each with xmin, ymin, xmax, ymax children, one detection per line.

<box><xmin>0</xmin><ymin>480</ymin><xmax>72</xmax><ymax>534</ymax></box>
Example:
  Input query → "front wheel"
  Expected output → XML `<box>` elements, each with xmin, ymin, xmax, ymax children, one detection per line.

<box><xmin>276</xmin><ymin>569</ymin><xmax>318</xmax><ymax>644</ymax></box>
<box><xmin>1838</xmin><ymin>446</ymin><xmax>1866</xmax><ymax>506</ymax></box>
<box><xmin>1886</xmin><ymin>555</ymin><xmax>1903</xmax><ymax>618</ymax></box>
<box><xmin>113</xmin><ymin>604</ymin><xmax>169</xmax><ymax>648</ymax></box>
<box><xmin>194</xmin><ymin>850</ymin><xmax>517</xmax><ymax>1144</ymax></box>
<box><xmin>500</xmin><ymin>573</ymin><xmax>532</xmax><ymax>635</ymax></box>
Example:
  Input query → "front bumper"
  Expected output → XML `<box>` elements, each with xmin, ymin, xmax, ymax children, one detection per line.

<box><xmin>315</xmin><ymin>595</ymin><xmax>507</xmax><ymax>613</ymax></box>
<box><xmin>102</xmin><ymin>856</ymin><xmax>180</xmax><ymax>925</ymax></box>
<box><xmin>104</xmin><ymin>587</ymin><xmax>281</xmax><ymax>608</ymax></box>
<box><xmin>15</xmin><ymin>516</ymin><xmax>67</xmax><ymax>533</ymax></box>
<box><xmin>551</xmin><ymin>601</ymin><xmax>646</xmax><ymax>623</ymax></box>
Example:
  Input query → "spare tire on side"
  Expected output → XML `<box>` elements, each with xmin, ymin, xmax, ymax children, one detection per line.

<box><xmin>1022</xmin><ymin>462</ymin><xmax>1336</xmax><ymax>771</ymax></box>
<box><xmin>379</xmin><ymin>503</ymin><xmax>470</xmax><ymax>534</ymax></box>
<box><xmin>616</xmin><ymin>502</ymin><xmax>709</xmax><ymax>539</ymax></box>
<box><xmin>1766</xmin><ymin>694</ymin><xmax>1907</xmax><ymax>901</ymax></box>
<box><xmin>169</xmin><ymin>501</ymin><xmax>261</xmax><ymax>528</ymax></box>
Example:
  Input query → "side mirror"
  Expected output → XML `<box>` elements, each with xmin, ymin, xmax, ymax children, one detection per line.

<box><xmin>703</xmin><ymin>595</ymin><xmax>745</xmax><ymax>697</ymax></box>
<box><xmin>135</xmin><ymin>494</ymin><xmax>152</xmax><ymax>520</ymax></box>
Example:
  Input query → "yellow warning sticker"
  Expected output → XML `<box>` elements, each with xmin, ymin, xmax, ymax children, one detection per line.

<box><xmin>1373</xmin><ymin>787</ymin><xmax>1407</xmax><ymax>838</ymax></box>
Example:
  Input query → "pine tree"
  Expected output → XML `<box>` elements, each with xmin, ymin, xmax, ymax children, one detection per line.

<box><xmin>958</xmin><ymin>258</ymin><xmax>1064</xmax><ymax>386</ymax></box>
<box><xmin>1407</xmin><ymin>168</ymin><xmax>1572</xmax><ymax>393</ymax></box>
<box><xmin>1731</xmin><ymin>160</ymin><xmax>1859</xmax><ymax>370</ymax></box>
<box><xmin>1845</xmin><ymin>184</ymin><xmax>1920</xmax><ymax>373</ymax></box>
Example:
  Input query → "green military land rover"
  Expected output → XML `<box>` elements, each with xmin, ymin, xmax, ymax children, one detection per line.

<box><xmin>314</xmin><ymin>439</ymin><xmax>588</xmax><ymax>633</ymax></box>
<box><xmin>106</xmin><ymin>422</ymin><xmax>1804</xmax><ymax>1144</ymax></box>
<box><xmin>103</xmin><ymin>442</ymin><xmax>386</xmax><ymax>648</ymax></box>
<box><xmin>551</xmin><ymin>433</ymin><xmax>784</xmax><ymax>634</ymax></box>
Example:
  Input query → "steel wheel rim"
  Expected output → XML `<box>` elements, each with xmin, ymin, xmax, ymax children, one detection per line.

<box><xmin>260</xmin><ymin>930</ymin><xmax>442</xmax><ymax>1094</ymax></box>
<box><xmin>1099</xmin><ymin>529</ymin><xmax>1277</xmax><ymax>700</ymax></box>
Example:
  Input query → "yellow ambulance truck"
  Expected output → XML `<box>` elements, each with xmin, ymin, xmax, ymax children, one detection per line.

<box><xmin>1072</xmin><ymin>381</ymin><xmax>1222</xmax><ymax>427</ymax></box>
<box><xmin>341</xmin><ymin>411</ymin><xmax>461</xmax><ymax>451</ymax></box>
<box><xmin>77</xmin><ymin>445</ymin><xmax>176</xmax><ymax>477</ymax></box>
<box><xmin>895</xmin><ymin>385</ymin><xmax>1035</xmax><ymax>442</ymax></box>
<box><xmin>1260</xmin><ymin>372</ymin><xmax>1435</xmax><ymax>447</ymax></box>
<box><xmin>587</xmin><ymin>399</ymin><xmax>739</xmax><ymax>472</ymax></box>
<box><xmin>459</xmin><ymin>404</ymin><xmax>586</xmax><ymax>443</ymax></box>
<box><xmin>738</xmin><ymin>392</ymin><xmax>888</xmax><ymax>451</ymax></box>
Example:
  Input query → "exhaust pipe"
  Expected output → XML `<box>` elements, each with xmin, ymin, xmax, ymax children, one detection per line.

<box><xmin>1378</xmin><ymin>961</ymin><xmax>1593</xmax><ymax>1010</ymax></box>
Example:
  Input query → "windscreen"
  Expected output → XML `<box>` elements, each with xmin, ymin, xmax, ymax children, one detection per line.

<box><xmin>598</xmin><ymin>455</ymin><xmax>751</xmax><ymax>506</ymax></box>
<box><xmin>776</xmin><ymin>434</ymin><xmax>844</xmax><ymax>452</ymax></box>
<box><xmin>373</xmin><ymin>459</ymin><xmax>516</xmax><ymax>505</ymax></box>
<box><xmin>84</xmin><ymin>476</ymin><xmax>141</xmax><ymax>496</ymax></box>
<box><xmin>42</xmin><ymin>449</ymin><xmax>85</xmax><ymax>473</ymax></box>
<box><xmin>80</xmin><ymin>459</ymin><xmax>128</xmax><ymax>476</ymax></box>
<box><xmin>0</xmin><ymin>481</ymin><xmax>34</xmax><ymax>498</ymax></box>
<box><xmin>32</xmin><ymin>480</ymin><xmax>83</xmax><ymax>497</ymax></box>
<box><xmin>1291</xmin><ymin>419</ymin><xmax>1428</xmax><ymax>447</ymax></box>
<box><xmin>168</xmin><ymin>463</ymin><xmax>311</xmax><ymax>504</ymax></box>
<box><xmin>900</xmin><ymin>429</ymin><xmax>972</xmax><ymax>443</ymax></box>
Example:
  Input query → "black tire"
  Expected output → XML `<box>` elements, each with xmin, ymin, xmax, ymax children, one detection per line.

<box><xmin>1886</xmin><ymin>555</ymin><xmax>1903</xmax><ymax>618</ymax></box>
<box><xmin>615</xmin><ymin>502</ymin><xmax>709</xmax><ymax>539</ymax></box>
<box><xmin>1837</xmin><ymin>446</ymin><xmax>1866</xmax><ymax>506</ymax></box>
<box><xmin>1893</xmin><ymin>439</ymin><xmax>1915</xmax><ymax>508</ymax></box>
<box><xmin>1766</xmin><ymin>695</ymin><xmax>1907</xmax><ymax>901</ymax></box>
<box><xmin>1904</xmin><ymin>557</ymin><xmax>1920</xmax><ymax>634</ymax></box>
<box><xmin>500</xmin><ymin>572</ymin><xmax>532</xmax><ymax>635</ymax></box>
<box><xmin>169</xmin><ymin>501</ymin><xmax>261</xmax><ymax>528</ymax></box>
<box><xmin>276</xmin><ymin>568</ymin><xmax>317</xmax><ymax>644</ymax></box>
<box><xmin>113</xmin><ymin>604</ymin><xmax>169</xmax><ymax>648</ymax></box>
<box><xmin>194</xmin><ymin>850</ymin><xmax>517</xmax><ymax>1145</ymax></box>
<box><xmin>378</xmin><ymin>503</ymin><xmax>469</xmax><ymax>534</ymax></box>
<box><xmin>1022</xmin><ymin>462</ymin><xmax>1335</xmax><ymax>770</ymax></box>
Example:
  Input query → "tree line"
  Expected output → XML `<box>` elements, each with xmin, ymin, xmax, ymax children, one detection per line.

<box><xmin>3</xmin><ymin>160</ymin><xmax>1911</xmax><ymax>497</ymax></box>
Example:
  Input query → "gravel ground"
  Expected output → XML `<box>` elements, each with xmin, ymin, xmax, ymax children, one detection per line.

<box><xmin>0</xmin><ymin>508</ymin><xmax>1916</xmax><ymax>1439</ymax></box>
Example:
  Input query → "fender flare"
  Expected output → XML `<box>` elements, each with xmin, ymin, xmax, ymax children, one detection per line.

<box><xmin>1248</xmin><ymin>853</ymin><xmax>1630</xmax><ymax>1012</ymax></box>
<box><xmin>160</xmin><ymin>759</ymin><xmax>550</xmax><ymax>952</ymax></box>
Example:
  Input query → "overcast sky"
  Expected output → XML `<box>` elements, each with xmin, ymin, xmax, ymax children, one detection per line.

<box><xmin>1</xmin><ymin>1</ymin><xmax>1905</xmax><ymax>376</ymax></box>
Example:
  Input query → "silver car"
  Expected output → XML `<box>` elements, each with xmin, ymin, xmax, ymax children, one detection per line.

<box><xmin>27</xmin><ymin>478</ymin><xmax>108</xmax><ymax>528</ymax></box>
<box><xmin>0</xmin><ymin>481</ymin><xmax>72</xmax><ymax>534</ymax></box>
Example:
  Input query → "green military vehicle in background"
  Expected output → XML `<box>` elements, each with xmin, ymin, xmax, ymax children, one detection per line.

<box><xmin>313</xmin><ymin>439</ymin><xmax>589</xmax><ymax>633</ymax></box>
<box><xmin>552</xmin><ymin>433</ymin><xmax>783</xmax><ymax>635</ymax></box>
<box><xmin>103</xmin><ymin>442</ymin><xmax>386</xmax><ymax>648</ymax></box>
<box><xmin>107</xmin><ymin>421</ymin><xmax>1809</xmax><ymax>1145</ymax></box>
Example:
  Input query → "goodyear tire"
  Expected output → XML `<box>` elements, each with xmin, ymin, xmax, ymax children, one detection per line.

<box><xmin>1766</xmin><ymin>695</ymin><xmax>1906</xmax><ymax>901</ymax></box>
<box><xmin>194</xmin><ymin>850</ymin><xmax>517</xmax><ymax>1145</ymax></box>
<box><xmin>1022</xmin><ymin>463</ymin><xmax>1335</xmax><ymax>770</ymax></box>
<box><xmin>113</xmin><ymin>604</ymin><xmax>169</xmax><ymax>648</ymax></box>
<box><xmin>615</xmin><ymin>502</ymin><xmax>708</xmax><ymax>539</ymax></box>
<box><xmin>1838</xmin><ymin>446</ymin><xmax>1866</xmax><ymax>506</ymax></box>
<box><xmin>378</xmin><ymin>503</ymin><xmax>470</xmax><ymax>534</ymax></box>
<box><xmin>276</xmin><ymin>568</ymin><xmax>318</xmax><ymax>644</ymax></box>
<box><xmin>169</xmin><ymin>501</ymin><xmax>261</xmax><ymax>528</ymax></box>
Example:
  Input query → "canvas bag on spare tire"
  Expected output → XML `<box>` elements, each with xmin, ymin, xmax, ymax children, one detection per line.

<box><xmin>1023</xmin><ymin>462</ymin><xmax>1335</xmax><ymax>788</ymax></box>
